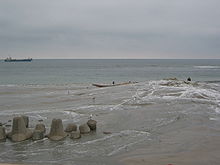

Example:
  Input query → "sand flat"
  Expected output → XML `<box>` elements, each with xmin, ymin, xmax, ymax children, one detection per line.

<box><xmin>119</xmin><ymin>125</ymin><xmax>220</xmax><ymax>165</ymax></box>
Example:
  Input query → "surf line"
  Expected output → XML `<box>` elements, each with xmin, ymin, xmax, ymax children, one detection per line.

<box><xmin>110</xmin><ymin>85</ymin><xmax>148</xmax><ymax>111</ymax></box>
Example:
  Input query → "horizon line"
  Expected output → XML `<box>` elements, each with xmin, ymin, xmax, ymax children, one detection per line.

<box><xmin>1</xmin><ymin>58</ymin><xmax>220</xmax><ymax>60</ymax></box>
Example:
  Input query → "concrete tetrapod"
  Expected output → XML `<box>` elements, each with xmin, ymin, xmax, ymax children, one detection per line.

<box><xmin>32</xmin><ymin>123</ymin><xmax>46</xmax><ymax>141</ymax></box>
<box><xmin>48</xmin><ymin>119</ymin><xmax>67</xmax><ymax>141</ymax></box>
<box><xmin>70</xmin><ymin>131</ymin><xmax>81</xmax><ymax>139</ymax></box>
<box><xmin>87</xmin><ymin>119</ymin><xmax>97</xmax><ymax>131</ymax></box>
<box><xmin>65</xmin><ymin>123</ymin><xmax>77</xmax><ymax>133</ymax></box>
<box><xmin>32</xmin><ymin>130</ymin><xmax>44</xmax><ymax>141</ymax></box>
<box><xmin>79</xmin><ymin>123</ymin><xmax>90</xmax><ymax>134</ymax></box>
<box><xmin>35</xmin><ymin>123</ymin><xmax>46</xmax><ymax>133</ymax></box>
<box><xmin>21</xmin><ymin>115</ymin><xmax>29</xmax><ymax>128</ymax></box>
<box><xmin>8</xmin><ymin>117</ymin><xmax>32</xmax><ymax>142</ymax></box>
<box><xmin>0</xmin><ymin>126</ymin><xmax>6</xmax><ymax>142</ymax></box>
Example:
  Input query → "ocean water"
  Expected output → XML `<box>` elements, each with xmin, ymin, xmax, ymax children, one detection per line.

<box><xmin>0</xmin><ymin>59</ymin><xmax>220</xmax><ymax>164</ymax></box>
<box><xmin>0</xmin><ymin>59</ymin><xmax>220</xmax><ymax>85</ymax></box>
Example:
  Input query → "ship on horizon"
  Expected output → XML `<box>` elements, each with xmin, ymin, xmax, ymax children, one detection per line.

<box><xmin>4</xmin><ymin>57</ymin><xmax>32</xmax><ymax>62</ymax></box>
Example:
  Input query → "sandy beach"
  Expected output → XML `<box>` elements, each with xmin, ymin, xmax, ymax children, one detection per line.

<box><xmin>2</xmin><ymin>119</ymin><xmax>220</xmax><ymax>165</ymax></box>
<box><xmin>0</xmin><ymin>0</ymin><xmax>220</xmax><ymax>161</ymax></box>
<box><xmin>119</xmin><ymin>120</ymin><xmax>220</xmax><ymax>165</ymax></box>
<box><xmin>0</xmin><ymin>78</ymin><xmax>220</xmax><ymax>164</ymax></box>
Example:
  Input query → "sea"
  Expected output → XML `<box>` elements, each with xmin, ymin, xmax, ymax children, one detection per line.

<box><xmin>0</xmin><ymin>59</ymin><xmax>220</xmax><ymax>164</ymax></box>
<box><xmin>1</xmin><ymin>59</ymin><xmax>220</xmax><ymax>85</ymax></box>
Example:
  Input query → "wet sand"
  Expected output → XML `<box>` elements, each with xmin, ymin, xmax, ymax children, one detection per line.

<box><xmin>3</xmin><ymin>122</ymin><xmax>219</xmax><ymax>165</ymax></box>
<box><xmin>119</xmin><ymin>121</ymin><xmax>220</xmax><ymax>165</ymax></box>
<box><xmin>1</xmin><ymin>80</ymin><xmax>220</xmax><ymax>164</ymax></box>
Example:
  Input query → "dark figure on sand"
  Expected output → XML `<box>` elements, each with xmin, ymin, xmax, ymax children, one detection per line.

<box><xmin>187</xmin><ymin>77</ymin><xmax>191</xmax><ymax>81</ymax></box>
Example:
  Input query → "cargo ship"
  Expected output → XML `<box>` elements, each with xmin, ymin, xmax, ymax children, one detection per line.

<box><xmin>4</xmin><ymin>57</ymin><xmax>32</xmax><ymax>62</ymax></box>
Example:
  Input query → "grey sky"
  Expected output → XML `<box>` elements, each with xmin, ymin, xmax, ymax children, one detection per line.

<box><xmin>0</xmin><ymin>0</ymin><xmax>220</xmax><ymax>59</ymax></box>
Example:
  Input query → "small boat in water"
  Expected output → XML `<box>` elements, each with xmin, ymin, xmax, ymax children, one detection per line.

<box><xmin>4</xmin><ymin>57</ymin><xmax>32</xmax><ymax>62</ymax></box>
<box><xmin>92</xmin><ymin>81</ymin><xmax>137</xmax><ymax>88</ymax></box>
<box><xmin>92</xmin><ymin>83</ymin><xmax>115</xmax><ymax>88</ymax></box>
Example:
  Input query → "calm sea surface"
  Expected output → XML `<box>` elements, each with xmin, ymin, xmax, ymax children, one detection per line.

<box><xmin>0</xmin><ymin>59</ymin><xmax>220</xmax><ymax>85</ymax></box>
<box><xmin>0</xmin><ymin>59</ymin><xmax>220</xmax><ymax>164</ymax></box>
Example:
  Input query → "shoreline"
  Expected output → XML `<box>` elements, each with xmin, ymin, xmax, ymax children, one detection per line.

<box><xmin>0</xmin><ymin>79</ymin><xmax>220</xmax><ymax>164</ymax></box>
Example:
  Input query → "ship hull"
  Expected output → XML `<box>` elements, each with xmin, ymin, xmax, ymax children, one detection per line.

<box><xmin>4</xmin><ymin>59</ymin><xmax>32</xmax><ymax>62</ymax></box>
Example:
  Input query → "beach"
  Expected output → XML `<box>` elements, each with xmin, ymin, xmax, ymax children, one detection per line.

<box><xmin>1</xmin><ymin>0</ymin><xmax>220</xmax><ymax>160</ymax></box>
<box><xmin>0</xmin><ymin>79</ymin><xmax>220</xmax><ymax>164</ymax></box>
<box><xmin>0</xmin><ymin>59</ymin><xmax>220</xmax><ymax>164</ymax></box>
<box><xmin>119</xmin><ymin>116</ymin><xmax>220</xmax><ymax>165</ymax></box>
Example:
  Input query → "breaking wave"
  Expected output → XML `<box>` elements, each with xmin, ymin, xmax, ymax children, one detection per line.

<box><xmin>194</xmin><ymin>66</ymin><xmax>220</xmax><ymax>69</ymax></box>
<box><xmin>122</xmin><ymin>79</ymin><xmax>220</xmax><ymax>114</ymax></box>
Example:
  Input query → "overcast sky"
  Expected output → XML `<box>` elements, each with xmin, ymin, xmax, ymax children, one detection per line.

<box><xmin>0</xmin><ymin>0</ymin><xmax>220</xmax><ymax>59</ymax></box>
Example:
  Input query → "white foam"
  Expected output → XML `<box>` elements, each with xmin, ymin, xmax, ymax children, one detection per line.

<box><xmin>0</xmin><ymin>109</ymin><xmax>49</xmax><ymax>116</ymax></box>
<box><xmin>145</xmin><ymin>80</ymin><xmax>220</xmax><ymax>102</ymax></box>
<box><xmin>0</xmin><ymin>84</ymin><xmax>19</xmax><ymax>87</ymax></box>
<box><xmin>194</xmin><ymin>66</ymin><xmax>220</xmax><ymax>69</ymax></box>
<box><xmin>26</xmin><ymin>139</ymin><xmax>49</xmax><ymax>147</ymax></box>
<box><xmin>76</xmin><ymin>105</ymin><xmax>95</xmax><ymax>110</ymax></box>
<box><xmin>25</xmin><ymin>160</ymin><xmax>58</xmax><ymax>164</ymax></box>
<box><xmin>24</xmin><ymin>109</ymin><xmax>51</xmax><ymax>114</ymax></box>
<box><xmin>67</xmin><ymin>130</ymin><xmax>149</xmax><ymax>147</ymax></box>
<box><xmin>107</xmin><ymin>137</ymin><xmax>146</xmax><ymax>156</ymax></box>
<box><xmin>110</xmin><ymin>99</ymin><xmax>131</xmax><ymax>111</ymax></box>
<box><xmin>63</xmin><ymin>111</ymin><xmax>79</xmax><ymax>118</ymax></box>
<box><xmin>214</xmin><ymin>107</ymin><xmax>220</xmax><ymax>114</ymax></box>
<box><xmin>28</xmin><ymin>114</ymin><xmax>47</xmax><ymax>120</ymax></box>
<box><xmin>209</xmin><ymin>117</ymin><xmax>220</xmax><ymax>121</ymax></box>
